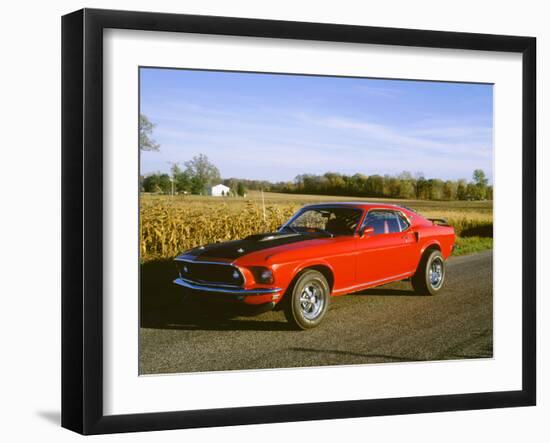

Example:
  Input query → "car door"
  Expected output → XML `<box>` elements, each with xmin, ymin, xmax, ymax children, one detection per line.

<box><xmin>355</xmin><ymin>210</ymin><xmax>417</xmax><ymax>286</ymax></box>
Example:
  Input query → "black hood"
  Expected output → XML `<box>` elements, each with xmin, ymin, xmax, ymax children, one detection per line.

<box><xmin>185</xmin><ymin>231</ymin><xmax>326</xmax><ymax>261</ymax></box>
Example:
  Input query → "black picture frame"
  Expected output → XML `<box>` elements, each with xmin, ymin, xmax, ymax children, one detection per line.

<box><xmin>62</xmin><ymin>8</ymin><xmax>536</xmax><ymax>435</ymax></box>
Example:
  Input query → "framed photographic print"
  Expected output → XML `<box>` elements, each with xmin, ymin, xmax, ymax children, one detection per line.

<box><xmin>61</xmin><ymin>8</ymin><xmax>536</xmax><ymax>434</ymax></box>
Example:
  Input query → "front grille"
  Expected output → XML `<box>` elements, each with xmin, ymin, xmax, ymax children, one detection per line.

<box><xmin>177</xmin><ymin>260</ymin><xmax>244</xmax><ymax>287</ymax></box>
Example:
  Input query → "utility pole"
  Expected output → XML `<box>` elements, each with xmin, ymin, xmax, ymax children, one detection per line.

<box><xmin>261</xmin><ymin>188</ymin><xmax>266</xmax><ymax>223</ymax></box>
<box><xmin>166</xmin><ymin>161</ymin><xmax>178</xmax><ymax>196</ymax></box>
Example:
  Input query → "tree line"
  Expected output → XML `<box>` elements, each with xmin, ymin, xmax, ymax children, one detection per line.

<box><xmin>141</xmin><ymin>154</ymin><xmax>248</xmax><ymax>197</ymax></box>
<box><xmin>141</xmin><ymin>154</ymin><xmax>491</xmax><ymax>201</ymax></box>
<box><xmin>271</xmin><ymin>169</ymin><xmax>492</xmax><ymax>201</ymax></box>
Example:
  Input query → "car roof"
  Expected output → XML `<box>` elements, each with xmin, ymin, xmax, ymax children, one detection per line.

<box><xmin>302</xmin><ymin>202</ymin><xmax>412</xmax><ymax>211</ymax></box>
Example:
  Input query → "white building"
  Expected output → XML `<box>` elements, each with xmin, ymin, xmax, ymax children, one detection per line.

<box><xmin>208</xmin><ymin>183</ymin><xmax>231</xmax><ymax>197</ymax></box>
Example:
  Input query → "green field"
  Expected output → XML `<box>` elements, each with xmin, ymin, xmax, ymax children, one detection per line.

<box><xmin>140</xmin><ymin>191</ymin><xmax>492</xmax><ymax>263</ymax></box>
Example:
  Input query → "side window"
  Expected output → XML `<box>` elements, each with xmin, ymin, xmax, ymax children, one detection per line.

<box><xmin>397</xmin><ymin>213</ymin><xmax>410</xmax><ymax>231</ymax></box>
<box><xmin>363</xmin><ymin>211</ymin><xmax>405</xmax><ymax>235</ymax></box>
<box><xmin>363</xmin><ymin>212</ymin><xmax>386</xmax><ymax>235</ymax></box>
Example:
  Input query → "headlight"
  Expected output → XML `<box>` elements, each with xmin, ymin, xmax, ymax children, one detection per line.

<box><xmin>250</xmin><ymin>267</ymin><xmax>274</xmax><ymax>284</ymax></box>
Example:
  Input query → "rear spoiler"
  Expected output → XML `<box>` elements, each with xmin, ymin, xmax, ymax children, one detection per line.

<box><xmin>428</xmin><ymin>218</ymin><xmax>450</xmax><ymax>227</ymax></box>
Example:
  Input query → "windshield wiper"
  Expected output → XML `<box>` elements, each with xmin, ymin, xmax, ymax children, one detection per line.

<box><xmin>281</xmin><ymin>225</ymin><xmax>299</xmax><ymax>234</ymax></box>
<box><xmin>314</xmin><ymin>228</ymin><xmax>334</xmax><ymax>238</ymax></box>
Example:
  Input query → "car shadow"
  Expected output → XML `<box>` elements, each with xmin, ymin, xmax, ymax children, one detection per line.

<box><xmin>141</xmin><ymin>307</ymin><xmax>292</xmax><ymax>332</ymax></box>
<box><xmin>140</xmin><ymin>259</ymin><xmax>292</xmax><ymax>331</ymax></box>
<box><xmin>140</xmin><ymin>259</ymin><xmax>182</xmax><ymax>310</ymax></box>
<box><xmin>351</xmin><ymin>286</ymin><xmax>426</xmax><ymax>297</ymax></box>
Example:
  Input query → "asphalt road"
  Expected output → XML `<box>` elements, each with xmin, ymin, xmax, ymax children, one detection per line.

<box><xmin>140</xmin><ymin>250</ymin><xmax>493</xmax><ymax>374</ymax></box>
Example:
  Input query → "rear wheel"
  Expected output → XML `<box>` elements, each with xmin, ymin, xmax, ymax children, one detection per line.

<box><xmin>284</xmin><ymin>270</ymin><xmax>330</xmax><ymax>330</ymax></box>
<box><xmin>412</xmin><ymin>249</ymin><xmax>446</xmax><ymax>295</ymax></box>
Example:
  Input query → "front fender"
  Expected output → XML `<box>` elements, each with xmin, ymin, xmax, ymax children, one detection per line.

<box><xmin>271</xmin><ymin>259</ymin><xmax>336</xmax><ymax>298</ymax></box>
<box><xmin>292</xmin><ymin>259</ymin><xmax>335</xmax><ymax>283</ymax></box>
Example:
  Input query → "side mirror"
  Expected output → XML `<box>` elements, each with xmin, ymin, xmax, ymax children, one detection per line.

<box><xmin>361</xmin><ymin>226</ymin><xmax>375</xmax><ymax>238</ymax></box>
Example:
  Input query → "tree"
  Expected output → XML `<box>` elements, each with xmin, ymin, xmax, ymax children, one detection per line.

<box><xmin>157</xmin><ymin>174</ymin><xmax>171</xmax><ymax>194</ymax></box>
<box><xmin>416</xmin><ymin>177</ymin><xmax>430</xmax><ymax>200</ymax></box>
<box><xmin>184</xmin><ymin>154</ymin><xmax>221</xmax><ymax>194</ymax></box>
<box><xmin>170</xmin><ymin>163</ymin><xmax>191</xmax><ymax>194</ymax></box>
<box><xmin>348</xmin><ymin>173</ymin><xmax>368</xmax><ymax>196</ymax></box>
<box><xmin>139</xmin><ymin>174</ymin><xmax>145</xmax><ymax>192</ymax></box>
<box><xmin>456</xmin><ymin>179</ymin><xmax>468</xmax><ymax>200</ymax></box>
<box><xmin>324</xmin><ymin>172</ymin><xmax>345</xmax><ymax>195</ymax></box>
<box><xmin>429</xmin><ymin>179</ymin><xmax>444</xmax><ymax>200</ymax></box>
<box><xmin>472</xmin><ymin>169</ymin><xmax>488</xmax><ymax>186</ymax></box>
<box><xmin>237</xmin><ymin>182</ymin><xmax>247</xmax><ymax>197</ymax></box>
<box><xmin>397</xmin><ymin>171</ymin><xmax>416</xmax><ymax>199</ymax></box>
<box><xmin>143</xmin><ymin>173</ymin><xmax>171</xmax><ymax>193</ymax></box>
<box><xmin>443</xmin><ymin>180</ymin><xmax>457</xmax><ymax>201</ymax></box>
<box><xmin>472</xmin><ymin>169</ymin><xmax>488</xmax><ymax>200</ymax></box>
<box><xmin>143</xmin><ymin>174</ymin><xmax>160</xmax><ymax>193</ymax></box>
<box><xmin>466</xmin><ymin>183</ymin><xmax>478</xmax><ymax>200</ymax></box>
<box><xmin>139</xmin><ymin>114</ymin><xmax>160</xmax><ymax>151</ymax></box>
<box><xmin>366</xmin><ymin>175</ymin><xmax>384</xmax><ymax>197</ymax></box>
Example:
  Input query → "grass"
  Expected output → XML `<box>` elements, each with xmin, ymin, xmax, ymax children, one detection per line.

<box><xmin>453</xmin><ymin>237</ymin><xmax>494</xmax><ymax>256</ymax></box>
<box><xmin>140</xmin><ymin>191</ymin><xmax>493</xmax><ymax>262</ymax></box>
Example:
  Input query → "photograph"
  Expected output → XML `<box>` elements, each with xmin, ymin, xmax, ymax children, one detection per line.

<box><xmin>138</xmin><ymin>67</ymin><xmax>494</xmax><ymax>375</ymax></box>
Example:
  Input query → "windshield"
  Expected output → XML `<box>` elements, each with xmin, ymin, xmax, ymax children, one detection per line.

<box><xmin>283</xmin><ymin>207</ymin><xmax>363</xmax><ymax>236</ymax></box>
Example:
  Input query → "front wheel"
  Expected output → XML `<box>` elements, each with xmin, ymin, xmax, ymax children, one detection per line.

<box><xmin>284</xmin><ymin>270</ymin><xmax>330</xmax><ymax>330</ymax></box>
<box><xmin>411</xmin><ymin>250</ymin><xmax>446</xmax><ymax>295</ymax></box>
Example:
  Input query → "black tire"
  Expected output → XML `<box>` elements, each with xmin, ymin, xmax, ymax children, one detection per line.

<box><xmin>284</xmin><ymin>270</ymin><xmax>330</xmax><ymax>330</ymax></box>
<box><xmin>411</xmin><ymin>249</ymin><xmax>446</xmax><ymax>296</ymax></box>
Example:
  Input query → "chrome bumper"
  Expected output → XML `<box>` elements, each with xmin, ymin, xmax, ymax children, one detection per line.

<box><xmin>173</xmin><ymin>277</ymin><xmax>281</xmax><ymax>296</ymax></box>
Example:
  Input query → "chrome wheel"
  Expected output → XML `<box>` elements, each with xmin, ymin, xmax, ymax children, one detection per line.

<box><xmin>412</xmin><ymin>250</ymin><xmax>446</xmax><ymax>296</ymax></box>
<box><xmin>299</xmin><ymin>283</ymin><xmax>325</xmax><ymax>320</ymax></box>
<box><xmin>428</xmin><ymin>257</ymin><xmax>444</xmax><ymax>289</ymax></box>
<box><xmin>285</xmin><ymin>270</ymin><xmax>330</xmax><ymax>329</ymax></box>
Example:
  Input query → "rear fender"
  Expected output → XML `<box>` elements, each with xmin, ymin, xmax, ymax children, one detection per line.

<box><xmin>420</xmin><ymin>240</ymin><xmax>442</xmax><ymax>257</ymax></box>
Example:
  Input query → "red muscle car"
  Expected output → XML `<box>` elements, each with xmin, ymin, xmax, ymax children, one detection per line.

<box><xmin>174</xmin><ymin>203</ymin><xmax>455</xmax><ymax>329</ymax></box>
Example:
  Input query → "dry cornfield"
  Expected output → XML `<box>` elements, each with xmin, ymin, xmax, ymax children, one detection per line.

<box><xmin>140</xmin><ymin>192</ymin><xmax>493</xmax><ymax>263</ymax></box>
<box><xmin>140</xmin><ymin>196</ymin><xmax>300</xmax><ymax>262</ymax></box>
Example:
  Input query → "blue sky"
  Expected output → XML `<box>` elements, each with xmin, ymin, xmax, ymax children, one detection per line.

<box><xmin>140</xmin><ymin>68</ymin><xmax>493</xmax><ymax>183</ymax></box>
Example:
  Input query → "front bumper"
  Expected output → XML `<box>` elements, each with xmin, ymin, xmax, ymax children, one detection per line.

<box><xmin>173</xmin><ymin>277</ymin><xmax>281</xmax><ymax>295</ymax></box>
<box><xmin>174</xmin><ymin>277</ymin><xmax>283</xmax><ymax>306</ymax></box>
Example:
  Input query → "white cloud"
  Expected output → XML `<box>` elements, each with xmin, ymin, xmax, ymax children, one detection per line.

<box><xmin>141</xmin><ymin>100</ymin><xmax>493</xmax><ymax>182</ymax></box>
<box><xmin>305</xmin><ymin>114</ymin><xmax>492</xmax><ymax>159</ymax></box>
